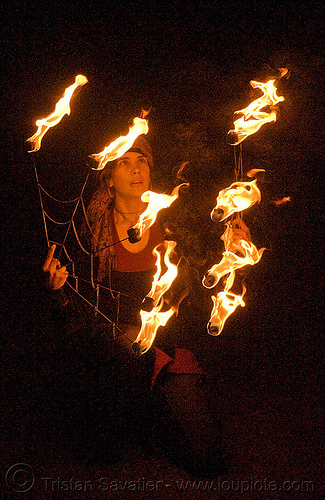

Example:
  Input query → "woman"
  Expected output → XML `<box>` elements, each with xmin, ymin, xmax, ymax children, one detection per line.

<box><xmin>43</xmin><ymin>136</ymin><xmax>161</xmax><ymax>336</ymax></box>
<box><xmin>42</xmin><ymin>135</ymin><xmax>251</xmax><ymax>474</ymax></box>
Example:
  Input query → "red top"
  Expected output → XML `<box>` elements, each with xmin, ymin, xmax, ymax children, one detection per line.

<box><xmin>111</xmin><ymin>216</ymin><xmax>203</xmax><ymax>385</ymax></box>
<box><xmin>112</xmin><ymin>219</ymin><xmax>164</xmax><ymax>272</ymax></box>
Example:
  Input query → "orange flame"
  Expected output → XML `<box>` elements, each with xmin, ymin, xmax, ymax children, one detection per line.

<box><xmin>227</xmin><ymin>68</ymin><xmax>287</xmax><ymax>146</ymax></box>
<box><xmin>274</xmin><ymin>196</ymin><xmax>291</xmax><ymax>206</ymax></box>
<box><xmin>203</xmin><ymin>223</ymin><xmax>265</xmax><ymax>291</ymax></box>
<box><xmin>27</xmin><ymin>74</ymin><xmax>88</xmax><ymax>152</ymax></box>
<box><xmin>204</xmin><ymin>176</ymin><xmax>266</xmax><ymax>335</ymax></box>
<box><xmin>211</xmin><ymin>179</ymin><xmax>261</xmax><ymax>222</ymax></box>
<box><xmin>246</xmin><ymin>168</ymin><xmax>266</xmax><ymax>178</ymax></box>
<box><xmin>132</xmin><ymin>241</ymin><xmax>178</xmax><ymax>355</ymax></box>
<box><xmin>131</xmin><ymin>183</ymin><xmax>187</xmax><ymax>240</ymax></box>
<box><xmin>208</xmin><ymin>287</ymin><xmax>246</xmax><ymax>335</ymax></box>
<box><xmin>90</xmin><ymin>116</ymin><xmax>149</xmax><ymax>170</ymax></box>
<box><xmin>204</xmin><ymin>223</ymin><xmax>265</xmax><ymax>335</ymax></box>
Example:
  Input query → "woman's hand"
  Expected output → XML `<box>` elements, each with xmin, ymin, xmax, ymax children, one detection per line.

<box><xmin>230</xmin><ymin>217</ymin><xmax>252</xmax><ymax>243</ymax></box>
<box><xmin>42</xmin><ymin>244</ymin><xmax>69</xmax><ymax>290</ymax></box>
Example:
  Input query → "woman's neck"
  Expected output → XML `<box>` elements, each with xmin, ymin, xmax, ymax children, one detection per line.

<box><xmin>114</xmin><ymin>197</ymin><xmax>147</xmax><ymax>216</ymax></box>
<box><xmin>113</xmin><ymin>196</ymin><xmax>151</xmax><ymax>252</ymax></box>
<box><xmin>113</xmin><ymin>197</ymin><xmax>147</xmax><ymax>227</ymax></box>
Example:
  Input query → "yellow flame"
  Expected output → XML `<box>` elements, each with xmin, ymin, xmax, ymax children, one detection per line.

<box><xmin>228</xmin><ymin>69</ymin><xmax>287</xmax><ymax>145</ymax></box>
<box><xmin>204</xmin><ymin>223</ymin><xmax>265</xmax><ymax>335</ymax></box>
<box><xmin>27</xmin><ymin>74</ymin><xmax>88</xmax><ymax>152</ymax></box>
<box><xmin>208</xmin><ymin>287</ymin><xmax>246</xmax><ymax>336</ymax></box>
<box><xmin>211</xmin><ymin>179</ymin><xmax>261</xmax><ymax>222</ymax></box>
<box><xmin>203</xmin><ymin>223</ymin><xmax>265</xmax><ymax>291</ymax></box>
<box><xmin>204</xmin><ymin>178</ymin><xmax>266</xmax><ymax>335</ymax></box>
<box><xmin>90</xmin><ymin>116</ymin><xmax>149</xmax><ymax>170</ymax></box>
<box><xmin>274</xmin><ymin>196</ymin><xmax>291</xmax><ymax>206</ymax></box>
<box><xmin>133</xmin><ymin>183</ymin><xmax>187</xmax><ymax>238</ymax></box>
<box><xmin>246</xmin><ymin>168</ymin><xmax>265</xmax><ymax>178</ymax></box>
<box><xmin>133</xmin><ymin>240</ymin><xmax>178</xmax><ymax>355</ymax></box>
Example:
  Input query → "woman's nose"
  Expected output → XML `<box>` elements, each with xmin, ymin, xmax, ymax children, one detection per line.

<box><xmin>132</xmin><ymin>163</ymin><xmax>140</xmax><ymax>174</ymax></box>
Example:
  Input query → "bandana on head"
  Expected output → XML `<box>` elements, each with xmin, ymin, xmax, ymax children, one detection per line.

<box><xmin>126</xmin><ymin>135</ymin><xmax>153</xmax><ymax>168</ymax></box>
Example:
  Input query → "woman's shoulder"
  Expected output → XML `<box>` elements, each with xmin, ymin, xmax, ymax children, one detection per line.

<box><xmin>87</xmin><ymin>189</ymin><xmax>113</xmax><ymax>222</ymax></box>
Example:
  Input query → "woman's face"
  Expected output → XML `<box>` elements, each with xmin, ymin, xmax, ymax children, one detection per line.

<box><xmin>109</xmin><ymin>152</ymin><xmax>151</xmax><ymax>201</ymax></box>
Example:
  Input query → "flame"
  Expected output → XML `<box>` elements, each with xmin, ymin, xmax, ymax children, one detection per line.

<box><xmin>90</xmin><ymin>116</ymin><xmax>149</xmax><ymax>170</ymax></box>
<box><xmin>132</xmin><ymin>241</ymin><xmax>178</xmax><ymax>355</ymax></box>
<box><xmin>227</xmin><ymin>68</ymin><xmax>287</xmax><ymax>146</ymax></box>
<box><xmin>27</xmin><ymin>74</ymin><xmax>88</xmax><ymax>152</ymax></box>
<box><xmin>130</xmin><ymin>183</ymin><xmax>187</xmax><ymax>240</ymax></box>
<box><xmin>211</xmin><ymin>179</ymin><xmax>261</xmax><ymax>222</ymax></box>
<box><xmin>204</xmin><ymin>223</ymin><xmax>265</xmax><ymax>335</ymax></box>
<box><xmin>246</xmin><ymin>168</ymin><xmax>265</xmax><ymax>178</ymax></box>
<box><xmin>204</xmin><ymin>176</ymin><xmax>266</xmax><ymax>335</ymax></box>
<box><xmin>203</xmin><ymin>223</ymin><xmax>265</xmax><ymax>290</ymax></box>
<box><xmin>208</xmin><ymin>287</ymin><xmax>246</xmax><ymax>335</ymax></box>
<box><xmin>274</xmin><ymin>196</ymin><xmax>291</xmax><ymax>206</ymax></box>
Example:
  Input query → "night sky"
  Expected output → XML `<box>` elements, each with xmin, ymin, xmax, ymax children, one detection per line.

<box><xmin>1</xmin><ymin>0</ymin><xmax>324</xmax><ymax>491</ymax></box>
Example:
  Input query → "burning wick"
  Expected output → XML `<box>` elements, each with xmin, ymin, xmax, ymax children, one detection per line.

<box><xmin>27</xmin><ymin>74</ymin><xmax>88</xmax><ymax>152</ymax></box>
<box><xmin>127</xmin><ymin>187</ymin><xmax>186</xmax><ymax>355</ymax></box>
<box><xmin>226</xmin><ymin>130</ymin><xmax>240</xmax><ymax>146</ymax></box>
<box><xmin>132</xmin><ymin>184</ymin><xmax>187</xmax><ymax>240</ymax></box>
<box><xmin>204</xmin><ymin>224</ymin><xmax>264</xmax><ymax>335</ymax></box>
<box><xmin>127</xmin><ymin>184</ymin><xmax>186</xmax><ymax>244</ymax></box>
<box><xmin>211</xmin><ymin>179</ymin><xmax>261</xmax><ymax>222</ymax></box>
<box><xmin>90</xmin><ymin>114</ymin><xmax>149</xmax><ymax>170</ymax></box>
<box><xmin>207</xmin><ymin>288</ymin><xmax>246</xmax><ymax>335</ymax></box>
<box><xmin>132</xmin><ymin>342</ymin><xmax>142</xmax><ymax>356</ymax></box>
<box><xmin>132</xmin><ymin>241</ymin><xmax>178</xmax><ymax>355</ymax></box>
<box><xmin>127</xmin><ymin>227</ymin><xmax>141</xmax><ymax>243</ymax></box>
<box><xmin>227</xmin><ymin>68</ymin><xmax>287</xmax><ymax>146</ymax></box>
<box><xmin>205</xmin><ymin>177</ymin><xmax>265</xmax><ymax>335</ymax></box>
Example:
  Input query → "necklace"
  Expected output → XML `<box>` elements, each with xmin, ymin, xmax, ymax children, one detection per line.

<box><xmin>114</xmin><ymin>207</ymin><xmax>142</xmax><ymax>227</ymax></box>
<box><xmin>114</xmin><ymin>208</ymin><xmax>143</xmax><ymax>215</ymax></box>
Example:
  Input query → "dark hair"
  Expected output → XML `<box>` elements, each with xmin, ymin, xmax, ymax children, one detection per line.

<box><xmin>84</xmin><ymin>135</ymin><xmax>153</xmax><ymax>280</ymax></box>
